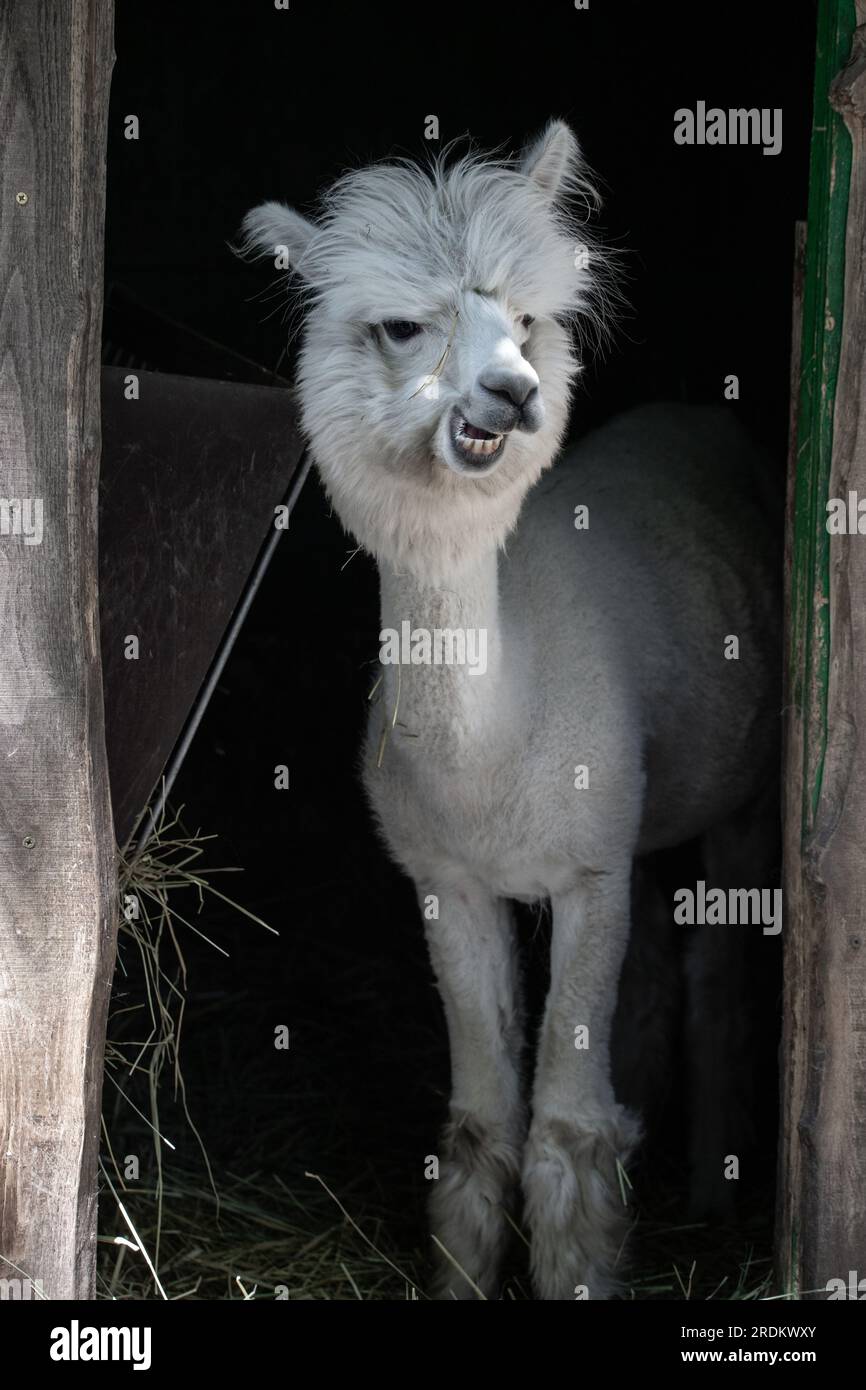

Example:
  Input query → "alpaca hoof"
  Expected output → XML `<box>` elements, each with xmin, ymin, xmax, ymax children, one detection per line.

<box><xmin>429</xmin><ymin>1265</ymin><xmax>495</xmax><ymax>1301</ymax></box>
<box><xmin>522</xmin><ymin>1109</ymin><xmax>639</xmax><ymax>1300</ymax></box>
<box><xmin>428</xmin><ymin>1111</ymin><xmax>521</xmax><ymax>1300</ymax></box>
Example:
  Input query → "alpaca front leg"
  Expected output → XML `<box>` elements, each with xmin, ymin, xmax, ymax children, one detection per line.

<box><xmin>523</xmin><ymin>871</ymin><xmax>640</xmax><ymax>1300</ymax></box>
<box><xmin>421</xmin><ymin>883</ymin><xmax>524</xmax><ymax>1299</ymax></box>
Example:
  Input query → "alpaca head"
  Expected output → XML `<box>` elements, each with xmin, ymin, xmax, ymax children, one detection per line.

<box><xmin>242</xmin><ymin>121</ymin><xmax>607</xmax><ymax>583</ymax></box>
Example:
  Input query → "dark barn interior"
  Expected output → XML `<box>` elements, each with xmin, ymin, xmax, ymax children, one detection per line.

<box><xmin>100</xmin><ymin>0</ymin><xmax>817</xmax><ymax>1298</ymax></box>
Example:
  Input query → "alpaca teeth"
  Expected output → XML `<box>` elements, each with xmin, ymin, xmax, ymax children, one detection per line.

<box><xmin>457</xmin><ymin>432</ymin><xmax>504</xmax><ymax>456</ymax></box>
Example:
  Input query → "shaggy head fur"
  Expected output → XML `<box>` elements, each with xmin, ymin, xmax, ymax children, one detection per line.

<box><xmin>242</xmin><ymin>121</ymin><xmax>607</xmax><ymax>584</ymax></box>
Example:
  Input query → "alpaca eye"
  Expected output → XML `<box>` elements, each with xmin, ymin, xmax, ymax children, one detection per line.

<box><xmin>521</xmin><ymin>314</ymin><xmax>535</xmax><ymax>329</ymax></box>
<box><xmin>382</xmin><ymin>320</ymin><xmax>422</xmax><ymax>342</ymax></box>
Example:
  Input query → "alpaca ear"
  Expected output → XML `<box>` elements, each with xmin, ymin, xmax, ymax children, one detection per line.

<box><xmin>520</xmin><ymin>120</ymin><xmax>583</xmax><ymax>203</ymax></box>
<box><xmin>239</xmin><ymin>200</ymin><xmax>316</xmax><ymax>276</ymax></box>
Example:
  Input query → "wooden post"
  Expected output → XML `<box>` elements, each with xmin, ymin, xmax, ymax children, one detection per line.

<box><xmin>0</xmin><ymin>1</ymin><xmax>116</xmax><ymax>1299</ymax></box>
<box><xmin>777</xmin><ymin>0</ymin><xmax>866</xmax><ymax>1298</ymax></box>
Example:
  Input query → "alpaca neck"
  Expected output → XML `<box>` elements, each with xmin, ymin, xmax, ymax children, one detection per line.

<box><xmin>376</xmin><ymin>550</ymin><xmax>519</xmax><ymax>764</ymax></box>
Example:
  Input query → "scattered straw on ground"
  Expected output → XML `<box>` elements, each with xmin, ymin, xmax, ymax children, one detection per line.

<box><xmin>98</xmin><ymin>806</ymin><xmax>777</xmax><ymax>1301</ymax></box>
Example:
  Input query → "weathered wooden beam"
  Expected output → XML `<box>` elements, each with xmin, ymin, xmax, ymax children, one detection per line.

<box><xmin>0</xmin><ymin>0</ymin><xmax>115</xmax><ymax>1299</ymax></box>
<box><xmin>777</xmin><ymin>0</ymin><xmax>866</xmax><ymax>1298</ymax></box>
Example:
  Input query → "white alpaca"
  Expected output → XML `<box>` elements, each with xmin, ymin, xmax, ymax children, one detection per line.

<box><xmin>242</xmin><ymin>121</ymin><xmax>779</xmax><ymax>1299</ymax></box>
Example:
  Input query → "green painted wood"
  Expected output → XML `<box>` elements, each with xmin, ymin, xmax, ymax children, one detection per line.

<box><xmin>777</xmin><ymin>0</ymin><xmax>866</xmax><ymax>1298</ymax></box>
<box><xmin>792</xmin><ymin>0</ymin><xmax>856</xmax><ymax>834</ymax></box>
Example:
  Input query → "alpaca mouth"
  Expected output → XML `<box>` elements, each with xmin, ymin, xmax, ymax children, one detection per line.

<box><xmin>449</xmin><ymin>410</ymin><xmax>506</xmax><ymax>468</ymax></box>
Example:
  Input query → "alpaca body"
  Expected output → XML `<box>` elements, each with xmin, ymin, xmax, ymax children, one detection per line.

<box><xmin>362</xmin><ymin>402</ymin><xmax>778</xmax><ymax>1300</ymax></box>
<box><xmin>242</xmin><ymin>119</ymin><xmax>780</xmax><ymax>1299</ymax></box>
<box><xmin>366</xmin><ymin>403</ymin><xmax>778</xmax><ymax>900</ymax></box>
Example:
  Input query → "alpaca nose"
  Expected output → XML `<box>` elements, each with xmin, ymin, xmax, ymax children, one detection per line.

<box><xmin>477</xmin><ymin>365</ymin><xmax>540</xmax><ymax>416</ymax></box>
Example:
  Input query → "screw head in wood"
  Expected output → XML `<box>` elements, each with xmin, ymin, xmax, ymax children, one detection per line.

<box><xmin>15</xmin><ymin>192</ymin><xmax>28</xmax><ymax>205</ymax></box>
<box><xmin>22</xmin><ymin>834</ymin><xmax>35</xmax><ymax>848</ymax></box>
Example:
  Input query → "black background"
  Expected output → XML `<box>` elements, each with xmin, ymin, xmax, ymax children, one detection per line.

<box><xmin>103</xmin><ymin>0</ymin><xmax>817</xmax><ymax>1296</ymax></box>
